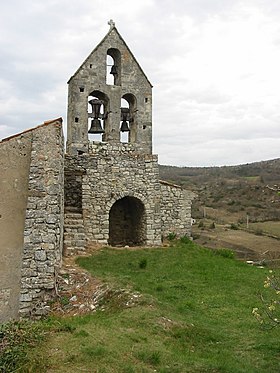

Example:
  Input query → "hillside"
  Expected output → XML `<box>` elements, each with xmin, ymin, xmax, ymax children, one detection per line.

<box><xmin>159</xmin><ymin>158</ymin><xmax>280</xmax><ymax>223</ymax></box>
<box><xmin>3</xmin><ymin>241</ymin><xmax>280</xmax><ymax>372</ymax></box>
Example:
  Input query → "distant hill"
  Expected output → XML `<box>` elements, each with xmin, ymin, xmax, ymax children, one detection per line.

<box><xmin>159</xmin><ymin>158</ymin><xmax>280</xmax><ymax>223</ymax></box>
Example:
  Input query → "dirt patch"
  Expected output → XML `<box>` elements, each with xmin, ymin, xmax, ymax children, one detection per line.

<box><xmin>193</xmin><ymin>224</ymin><xmax>280</xmax><ymax>263</ymax></box>
<box><xmin>50</xmin><ymin>255</ymin><xmax>142</xmax><ymax>317</ymax></box>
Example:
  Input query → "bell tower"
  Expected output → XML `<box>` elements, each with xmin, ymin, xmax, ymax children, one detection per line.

<box><xmin>66</xmin><ymin>20</ymin><xmax>153</xmax><ymax>155</ymax></box>
<box><xmin>64</xmin><ymin>21</ymin><xmax>195</xmax><ymax>249</ymax></box>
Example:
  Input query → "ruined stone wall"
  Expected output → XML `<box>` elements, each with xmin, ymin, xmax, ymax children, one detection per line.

<box><xmin>65</xmin><ymin>142</ymin><xmax>162</xmax><ymax>246</ymax></box>
<box><xmin>0</xmin><ymin>133</ymin><xmax>32</xmax><ymax>322</ymax></box>
<box><xmin>160</xmin><ymin>181</ymin><xmax>195</xmax><ymax>238</ymax></box>
<box><xmin>19</xmin><ymin>120</ymin><xmax>64</xmax><ymax>318</ymax></box>
<box><xmin>0</xmin><ymin>119</ymin><xmax>64</xmax><ymax>322</ymax></box>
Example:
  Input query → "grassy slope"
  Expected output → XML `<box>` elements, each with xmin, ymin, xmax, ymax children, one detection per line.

<box><xmin>23</xmin><ymin>241</ymin><xmax>280</xmax><ymax>373</ymax></box>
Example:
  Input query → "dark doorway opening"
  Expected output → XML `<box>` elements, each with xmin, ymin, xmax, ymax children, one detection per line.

<box><xmin>64</xmin><ymin>171</ymin><xmax>83</xmax><ymax>213</ymax></box>
<box><xmin>109</xmin><ymin>196</ymin><xmax>146</xmax><ymax>246</ymax></box>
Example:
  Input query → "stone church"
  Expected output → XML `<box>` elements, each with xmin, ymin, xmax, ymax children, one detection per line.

<box><xmin>0</xmin><ymin>22</ymin><xmax>195</xmax><ymax>321</ymax></box>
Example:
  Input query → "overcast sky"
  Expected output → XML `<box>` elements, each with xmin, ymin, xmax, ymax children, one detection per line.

<box><xmin>1</xmin><ymin>0</ymin><xmax>280</xmax><ymax>166</ymax></box>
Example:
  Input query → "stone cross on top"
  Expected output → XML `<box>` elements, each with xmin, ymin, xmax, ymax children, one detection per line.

<box><xmin>108</xmin><ymin>19</ymin><xmax>115</xmax><ymax>30</ymax></box>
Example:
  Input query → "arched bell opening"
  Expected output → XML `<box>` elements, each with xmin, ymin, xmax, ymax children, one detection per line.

<box><xmin>106</xmin><ymin>48</ymin><xmax>121</xmax><ymax>86</ymax></box>
<box><xmin>109</xmin><ymin>196</ymin><xmax>146</xmax><ymax>246</ymax></box>
<box><xmin>120</xmin><ymin>94</ymin><xmax>137</xmax><ymax>143</ymax></box>
<box><xmin>120</xmin><ymin>98</ymin><xmax>129</xmax><ymax>143</ymax></box>
<box><xmin>88</xmin><ymin>90</ymin><xmax>109</xmax><ymax>142</ymax></box>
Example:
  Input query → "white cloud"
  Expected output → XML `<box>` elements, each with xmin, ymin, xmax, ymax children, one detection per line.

<box><xmin>1</xmin><ymin>0</ymin><xmax>280</xmax><ymax>166</ymax></box>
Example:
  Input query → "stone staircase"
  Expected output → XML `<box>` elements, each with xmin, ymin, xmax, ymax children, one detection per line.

<box><xmin>63</xmin><ymin>208</ymin><xmax>87</xmax><ymax>256</ymax></box>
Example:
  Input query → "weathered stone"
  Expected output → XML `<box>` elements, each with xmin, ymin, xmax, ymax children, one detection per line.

<box><xmin>34</xmin><ymin>250</ymin><xmax>47</xmax><ymax>261</ymax></box>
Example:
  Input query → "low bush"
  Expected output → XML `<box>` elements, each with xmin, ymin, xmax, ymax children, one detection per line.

<box><xmin>214</xmin><ymin>248</ymin><xmax>235</xmax><ymax>259</ymax></box>
<box><xmin>0</xmin><ymin>320</ymin><xmax>47</xmax><ymax>372</ymax></box>
<box><xmin>139</xmin><ymin>258</ymin><xmax>147</xmax><ymax>269</ymax></box>
<box><xmin>253</xmin><ymin>270</ymin><xmax>280</xmax><ymax>328</ymax></box>
<box><xmin>255</xmin><ymin>228</ymin><xmax>264</xmax><ymax>236</ymax></box>
<box><xmin>198</xmin><ymin>220</ymin><xmax>204</xmax><ymax>228</ymax></box>
<box><xmin>167</xmin><ymin>232</ymin><xmax>177</xmax><ymax>241</ymax></box>
<box><xmin>180</xmin><ymin>235</ymin><xmax>191</xmax><ymax>244</ymax></box>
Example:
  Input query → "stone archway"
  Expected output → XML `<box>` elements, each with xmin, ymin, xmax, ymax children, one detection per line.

<box><xmin>109</xmin><ymin>196</ymin><xmax>146</xmax><ymax>246</ymax></box>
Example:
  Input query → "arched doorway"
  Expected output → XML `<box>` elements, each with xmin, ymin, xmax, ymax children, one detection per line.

<box><xmin>109</xmin><ymin>196</ymin><xmax>146</xmax><ymax>246</ymax></box>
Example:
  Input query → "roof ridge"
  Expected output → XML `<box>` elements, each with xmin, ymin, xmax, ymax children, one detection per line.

<box><xmin>68</xmin><ymin>23</ymin><xmax>152</xmax><ymax>87</ymax></box>
<box><xmin>0</xmin><ymin>118</ymin><xmax>62</xmax><ymax>143</ymax></box>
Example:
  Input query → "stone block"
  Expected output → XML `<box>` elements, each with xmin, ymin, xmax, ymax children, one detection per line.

<box><xmin>34</xmin><ymin>250</ymin><xmax>47</xmax><ymax>261</ymax></box>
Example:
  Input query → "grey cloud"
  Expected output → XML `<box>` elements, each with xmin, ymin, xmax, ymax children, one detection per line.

<box><xmin>1</xmin><ymin>0</ymin><xmax>280</xmax><ymax>167</ymax></box>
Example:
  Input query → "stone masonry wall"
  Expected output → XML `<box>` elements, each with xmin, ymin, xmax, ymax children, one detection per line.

<box><xmin>160</xmin><ymin>181</ymin><xmax>196</xmax><ymax>238</ymax></box>
<box><xmin>65</xmin><ymin>142</ymin><xmax>162</xmax><ymax>246</ymax></box>
<box><xmin>19</xmin><ymin>119</ymin><xmax>64</xmax><ymax>318</ymax></box>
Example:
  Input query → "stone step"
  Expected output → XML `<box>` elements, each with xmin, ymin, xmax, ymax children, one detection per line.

<box><xmin>64</xmin><ymin>232</ymin><xmax>86</xmax><ymax>240</ymax></box>
<box><xmin>64</xmin><ymin>226</ymin><xmax>85</xmax><ymax>234</ymax></box>
<box><xmin>64</xmin><ymin>221</ymin><xmax>84</xmax><ymax>228</ymax></box>
<box><xmin>64</xmin><ymin>213</ymin><xmax>83</xmax><ymax>219</ymax></box>
<box><xmin>65</xmin><ymin>206</ymin><xmax>82</xmax><ymax>213</ymax></box>
<box><xmin>63</xmin><ymin>239</ymin><xmax>86</xmax><ymax>247</ymax></box>
<box><xmin>64</xmin><ymin>215</ymin><xmax>83</xmax><ymax>221</ymax></box>
<box><xmin>63</xmin><ymin>211</ymin><xmax>86</xmax><ymax>256</ymax></box>
<box><xmin>63</xmin><ymin>246</ymin><xmax>86</xmax><ymax>256</ymax></box>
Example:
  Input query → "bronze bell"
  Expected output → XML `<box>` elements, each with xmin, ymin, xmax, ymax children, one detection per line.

<box><xmin>120</xmin><ymin>107</ymin><xmax>130</xmax><ymax>132</ymax></box>
<box><xmin>110</xmin><ymin>65</ymin><xmax>117</xmax><ymax>76</ymax></box>
<box><xmin>88</xmin><ymin>118</ymin><xmax>104</xmax><ymax>134</ymax></box>
<box><xmin>120</xmin><ymin>120</ymin><xmax>130</xmax><ymax>132</ymax></box>
<box><xmin>88</xmin><ymin>98</ymin><xmax>105</xmax><ymax>134</ymax></box>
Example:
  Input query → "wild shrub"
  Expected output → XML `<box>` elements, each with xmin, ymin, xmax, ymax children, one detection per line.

<box><xmin>198</xmin><ymin>220</ymin><xmax>204</xmax><ymax>228</ymax></box>
<box><xmin>136</xmin><ymin>350</ymin><xmax>161</xmax><ymax>366</ymax></box>
<box><xmin>0</xmin><ymin>320</ymin><xmax>47</xmax><ymax>372</ymax></box>
<box><xmin>214</xmin><ymin>248</ymin><xmax>235</xmax><ymax>259</ymax></box>
<box><xmin>167</xmin><ymin>232</ymin><xmax>177</xmax><ymax>241</ymax></box>
<box><xmin>192</xmin><ymin>233</ymin><xmax>200</xmax><ymax>240</ymax></box>
<box><xmin>180</xmin><ymin>235</ymin><xmax>191</xmax><ymax>244</ymax></box>
<box><xmin>139</xmin><ymin>258</ymin><xmax>147</xmax><ymax>269</ymax></box>
<box><xmin>253</xmin><ymin>270</ymin><xmax>280</xmax><ymax>328</ymax></box>
<box><xmin>255</xmin><ymin>228</ymin><xmax>263</xmax><ymax>236</ymax></box>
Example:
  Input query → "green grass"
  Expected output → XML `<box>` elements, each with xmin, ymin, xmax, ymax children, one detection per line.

<box><xmin>3</xmin><ymin>240</ymin><xmax>280</xmax><ymax>372</ymax></box>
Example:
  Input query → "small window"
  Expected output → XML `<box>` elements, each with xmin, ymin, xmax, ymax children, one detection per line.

<box><xmin>89</xmin><ymin>64</ymin><xmax>93</xmax><ymax>68</ymax></box>
<box><xmin>79</xmin><ymin>87</ymin><xmax>84</xmax><ymax>93</ymax></box>
<box><xmin>75</xmin><ymin>117</ymin><xmax>79</xmax><ymax>123</ymax></box>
